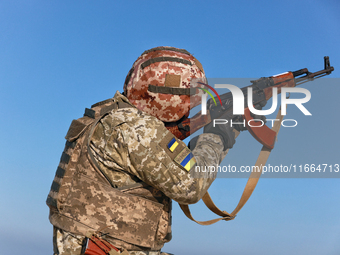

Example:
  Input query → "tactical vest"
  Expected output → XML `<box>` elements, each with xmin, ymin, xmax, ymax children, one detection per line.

<box><xmin>47</xmin><ymin>94</ymin><xmax>172</xmax><ymax>250</ymax></box>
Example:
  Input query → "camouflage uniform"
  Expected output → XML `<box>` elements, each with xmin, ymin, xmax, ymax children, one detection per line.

<box><xmin>48</xmin><ymin>91</ymin><xmax>226</xmax><ymax>255</ymax></box>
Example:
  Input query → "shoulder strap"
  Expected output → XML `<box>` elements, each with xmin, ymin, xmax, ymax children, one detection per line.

<box><xmin>179</xmin><ymin>107</ymin><xmax>285</xmax><ymax>225</ymax></box>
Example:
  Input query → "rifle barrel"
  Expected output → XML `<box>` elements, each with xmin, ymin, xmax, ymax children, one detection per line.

<box><xmin>294</xmin><ymin>56</ymin><xmax>334</xmax><ymax>86</ymax></box>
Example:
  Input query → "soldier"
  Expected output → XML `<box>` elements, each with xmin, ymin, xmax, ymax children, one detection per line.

<box><xmin>47</xmin><ymin>46</ymin><xmax>236</xmax><ymax>255</ymax></box>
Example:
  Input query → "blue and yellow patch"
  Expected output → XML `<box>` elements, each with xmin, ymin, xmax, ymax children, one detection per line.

<box><xmin>167</xmin><ymin>137</ymin><xmax>179</xmax><ymax>152</ymax></box>
<box><xmin>181</xmin><ymin>152</ymin><xmax>196</xmax><ymax>171</ymax></box>
<box><xmin>174</xmin><ymin>147</ymin><xmax>197</xmax><ymax>172</ymax></box>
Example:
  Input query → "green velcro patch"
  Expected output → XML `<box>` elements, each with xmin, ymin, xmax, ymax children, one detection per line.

<box><xmin>159</xmin><ymin>132</ymin><xmax>186</xmax><ymax>161</ymax></box>
<box><xmin>165</xmin><ymin>74</ymin><xmax>181</xmax><ymax>87</ymax></box>
<box><xmin>174</xmin><ymin>147</ymin><xmax>190</xmax><ymax>164</ymax></box>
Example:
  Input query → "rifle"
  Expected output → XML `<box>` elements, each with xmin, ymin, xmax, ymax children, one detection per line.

<box><xmin>165</xmin><ymin>56</ymin><xmax>334</xmax><ymax>148</ymax></box>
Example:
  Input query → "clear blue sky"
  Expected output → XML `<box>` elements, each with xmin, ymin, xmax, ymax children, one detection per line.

<box><xmin>1</xmin><ymin>1</ymin><xmax>339</xmax><ymax>254</ymax></box>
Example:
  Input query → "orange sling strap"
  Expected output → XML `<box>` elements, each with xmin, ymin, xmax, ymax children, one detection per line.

<box><xmin>179</xmin><ymin>108</ymin><xmax>285</xmax><ymax>225</ymax></box>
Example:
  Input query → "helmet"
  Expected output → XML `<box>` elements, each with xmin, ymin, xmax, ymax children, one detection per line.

<box><xmin>123</xmin><ymin>46</ymin><xmax>206</xmax><ymax>122</ymax></box>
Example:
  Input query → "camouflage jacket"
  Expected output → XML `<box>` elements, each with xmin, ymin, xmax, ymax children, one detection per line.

<box><xmin>47</xmin><ymin>91</ymin><xmax>226</xmax><ymax>251</ymax></box>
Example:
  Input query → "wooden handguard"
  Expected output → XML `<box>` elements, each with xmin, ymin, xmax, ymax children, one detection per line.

<box><xmin>243</xmin><ymin>107</ymin><xmax>277</xmax><ymax>149</ymax></box>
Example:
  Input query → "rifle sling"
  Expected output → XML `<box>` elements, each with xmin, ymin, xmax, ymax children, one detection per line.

<box><xmin>179</xmin><ymin>107</ymin><xmax>285</xmax><ymax>225</ymax></box>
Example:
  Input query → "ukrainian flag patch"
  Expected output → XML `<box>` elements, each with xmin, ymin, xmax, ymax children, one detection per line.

<box><xmin>182</xmin><ymin>152</ymin><xmax>196</xmax><ymax>171</ymax></box>
<box><xmin>168</xmin><ymin>137</ymin><xmax>179</xmax><ymax>152</ymax></box>
<box><xmin>174</xmin><ymin>147</ymin><xmax>197</xmax><ymax>172</ymax></box>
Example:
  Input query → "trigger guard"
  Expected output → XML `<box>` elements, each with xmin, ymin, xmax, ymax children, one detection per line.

<box><xmin>243</xmin><ymin>108</ymin><xmax>276</xmax><ymax>149</ymax></box>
